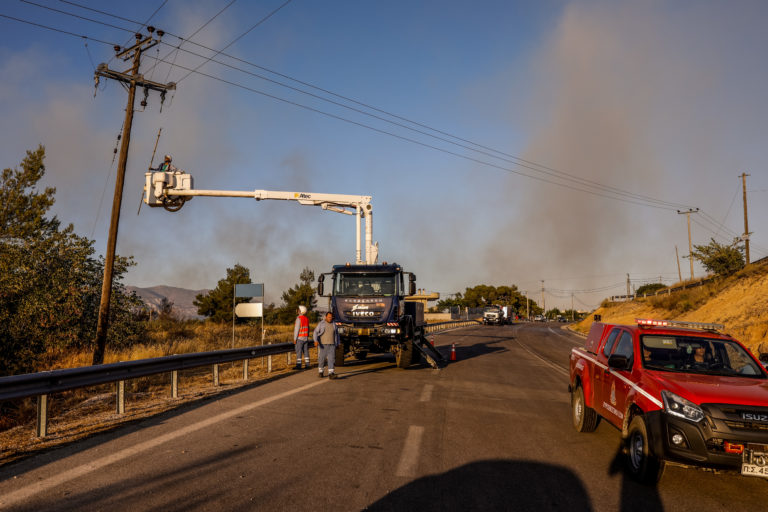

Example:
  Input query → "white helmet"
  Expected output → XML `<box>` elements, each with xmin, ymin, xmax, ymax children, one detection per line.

<box><xmin>298</xmin><ymin>305</ymin><xmax>307</xmax><ymax>314</ymax></box>
<box><xmin>164</xmin><ymin>154</ymin><xmax>172</xmax><ymax>162</ymax></box>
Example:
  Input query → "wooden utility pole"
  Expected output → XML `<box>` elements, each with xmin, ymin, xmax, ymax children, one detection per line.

<box><xmin>741</xmin><ymin>173</ymin><xmax>751</xmax><ymax>264</ymax></box>
<box><xmin>92</xmin><ymin>30</ymin><xmax>175</xmax><ymax>365</ymax></box>
<box><xmin>675</xmin><ymin>245</ymin><xmax>682</xmax><ymax>283</ymax></box>
<box><xmin>677</xmin><ymin>208</ymin><xmax>699</xmax><ymax>281</ymax></box>
<box><xmin>540</xmin><ymin>280</ymin><xmax>545</xmax><ymax>318</ymax></box>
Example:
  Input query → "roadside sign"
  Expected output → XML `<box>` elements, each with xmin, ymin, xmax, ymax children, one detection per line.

<box><xmin>235</xmin><ymin>283</ymin><xmax>263</xmax><ymax>298</ymax></box>
<box><xmin>235</xmin><ymin>302</ymin><xmax>263</xmax><ymax>318</ymax></box>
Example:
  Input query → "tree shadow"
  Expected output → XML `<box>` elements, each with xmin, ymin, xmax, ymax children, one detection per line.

<box><xmin>366</xmin><ymin>459</ymin><xmax>593</xmax><ymax>511</ymax></box>
<box><xmin>5</xmin><ymin>445</ymin><xmax>255</xmax><ymax>512</ymax></box>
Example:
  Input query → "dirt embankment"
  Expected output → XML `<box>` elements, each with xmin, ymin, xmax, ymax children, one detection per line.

<box><xmin>572</xmin><ymin>261</ymin><xmax>768</xmax><ymax>355</ymax></box>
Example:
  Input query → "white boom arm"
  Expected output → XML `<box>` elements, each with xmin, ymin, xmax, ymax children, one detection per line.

<box><xmin>143</xmin><ymin>170</ymin><xmax>378</xmax><ymax>264</ymax></box>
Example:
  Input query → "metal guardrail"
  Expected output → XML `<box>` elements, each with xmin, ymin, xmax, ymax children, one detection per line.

<box><xmin>424</xmin><ymin>319</ymin><xmax>480</xmax><ymax>334</ymax></box>
<box><xmin>0</xmin><ymin>320</ymin><xmax>481</xmax><ymax>438</ymax></box>
<box><xmin>0</xmin><ymin>343</ymin><xmax>294</xmax><ymax>437</ymax></box>
<box><xmin>0</xmin><ymin>343</ymin><xmax>293</xmax><ymax>402</ymax></box>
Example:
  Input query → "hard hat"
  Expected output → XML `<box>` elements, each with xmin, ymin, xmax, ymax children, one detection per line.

<box><xmin>298</xmin><ymin>305</ymin><xmax>307</xmax><ymax>314</ymax></box>
<box><xmin>164</xmin><ymin>154</ymin><xmax>172</xmax><ymax>161</ymax></box>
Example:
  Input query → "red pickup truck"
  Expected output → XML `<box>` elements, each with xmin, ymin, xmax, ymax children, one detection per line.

<box><xmin>569</xmin><ymin>318</ymin><xmax>768</xmax><ymax>483</ymax></box>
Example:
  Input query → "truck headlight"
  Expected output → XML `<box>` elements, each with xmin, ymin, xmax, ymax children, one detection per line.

<box><xmin>661</xmin><ymin>390</ymin><xmax>704</xmax><ymax>423</ymax></box>
<box><xmin>338</xmin><ymin>327</ymin><xmax>346</xmax><ymax>334</ymax></box>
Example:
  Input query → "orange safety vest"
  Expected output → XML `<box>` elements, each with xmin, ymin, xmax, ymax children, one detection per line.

<box><xmin>298</xmin><ymin>315</ymin><xmax>309</xmax><ymax>338</ymax></box>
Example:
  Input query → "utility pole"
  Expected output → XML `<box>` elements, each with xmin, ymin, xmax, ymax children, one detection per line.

<box><xmin>92</xmin><ymin>30</ymin><xmax>175</xmax><ymax>365</ymax></box>
<box><xmin>677</xmin><ymin>208</ymin><xmax>699</xmax><ymax>281</ymax></box>
<box><xmin>741</xmin><ymin>172</ymin><xmax>751</xmax><ymax>264</ymax></box>
<box><xmin>541</xmin><ymin>280</ymin><xmax>545</xmax><ymax>318</ymax></box>
<box><xmin>571</xmin><ymin>292</ymin><xmax>574</xmax><ymax>321</ymax></box>
<box><xmin>626</xmin><ymin>273</ymin><xmax>631</xmax><ymax>298</ymax></box>
<box><xmin>675</xmin><ymin>245</ymin><xmax>682</xmax><ymax>283</ymax></box>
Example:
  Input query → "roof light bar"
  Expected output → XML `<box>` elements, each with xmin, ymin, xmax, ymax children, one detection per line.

<box><xmin>636</xmin><ymin>318</ymin><xmax>725</xmax><ymax>332</ymax></box>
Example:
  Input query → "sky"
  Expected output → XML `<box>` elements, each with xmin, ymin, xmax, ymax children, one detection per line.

<box><xmin>1</xmin><ymin>0</ymin><xmax>767</xmax><ymax>311</ymax></box>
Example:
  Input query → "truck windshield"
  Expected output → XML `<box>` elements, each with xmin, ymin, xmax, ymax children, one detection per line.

<box><xmin>641</xmin><ymin>335</ymin><xmax>765</xmax><ymax>378</ymax></box>
<box><xmin>334</xmin><ymin>273</ymin><xmax>396</xmax><ymax>297</ymax></box>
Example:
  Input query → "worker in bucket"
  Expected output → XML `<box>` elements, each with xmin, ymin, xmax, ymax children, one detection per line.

<box><xmin>157</xmin><ymin>154</ymin><xmax>177</xmax><ymax>172</ymax></box>
<box><xmin>313</xmin><ymin>311</ymin><xmax>340</xmax><ymax>379</ymax></box>
<box><xmin>293</xmin><ymin>305</ymin><xmax>311</xmax><ymax>370</ymax></box>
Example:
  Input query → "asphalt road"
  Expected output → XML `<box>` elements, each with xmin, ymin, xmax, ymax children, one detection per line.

<box><xmin>0</xmin><ymin>323</ymin><xmax>766</xmax><ymax>511</ymax></box>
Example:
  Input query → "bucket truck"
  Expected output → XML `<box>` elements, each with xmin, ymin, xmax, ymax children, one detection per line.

<box><xmin>144</xmin><ymin>169</ymin><xmax>444</xmax><ymax>369</ymax></box>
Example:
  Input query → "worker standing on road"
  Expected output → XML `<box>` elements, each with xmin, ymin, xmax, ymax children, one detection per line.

<box><xmin>293</xmin><ymin>305</ymin><xmax>311</xmax><ymax>370</ymax></box>
<box><xmin>313</xmin><ymin>311</ymin><xmax>339</xmax><ymax>380</ymax></box>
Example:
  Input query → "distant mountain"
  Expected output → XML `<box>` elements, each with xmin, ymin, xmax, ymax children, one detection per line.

<box><xmin>126</xmin><ymin>285</ymin><xmax>210</xmax><ymax>320</ymax></box>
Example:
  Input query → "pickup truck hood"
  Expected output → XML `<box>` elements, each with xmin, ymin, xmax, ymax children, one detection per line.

<box><xmin>647</xmin><ymin>372</ymin><xmax>768</xmax><ymax>407</ymax></box>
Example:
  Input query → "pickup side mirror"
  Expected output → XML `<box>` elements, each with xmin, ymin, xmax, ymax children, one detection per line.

<box><xmin>409</xmin><ymin>273</ymin><xmax>416</xmax><ymax>296</ymax></box>
<box><xmin>608</xmin><ymin>354</ymin><xmax>630</xmax><ymax>370</ymax></box>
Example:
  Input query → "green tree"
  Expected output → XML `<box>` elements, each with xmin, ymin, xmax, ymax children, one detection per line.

<box><xmin>691</xmin><ymin>238</ymin><xmax>745</xmax><ymax>277</ymax></box>
<box><xmin>276</xmin><ymin>267</ymin><xmax>318</xmax><ymax>324</ymax></box>
<box><xmin>0</xmin><ymin>146</ymin><xmax>145</xmax><ymax>375</ymax></box>
<box><xmin>194</xmin><ymin>263</ymin><xmax>252</xmax><ymax>323</ymax></box>
<box><xmin>636</xmin><ymin>283</ymin><xmax>666</xmax><ymax>296</ymax></box>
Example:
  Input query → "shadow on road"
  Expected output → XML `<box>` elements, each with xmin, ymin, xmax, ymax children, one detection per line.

<box><xmin>366</xmin><ymin>459</ymin><xmax>593</xmax><ymax>511</ymax></box>
<box><xmin>608</xmin><ymin>443</ymin><xmax>665</xmax><ymax>512</ymax></box>
<box><xmin>6</xmin><ymin>444</ymin><xmax>256</xmax><ymax>512</ymax></box>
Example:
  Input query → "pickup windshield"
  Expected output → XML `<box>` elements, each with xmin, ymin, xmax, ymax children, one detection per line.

<box><xmin>641</xmin><ymin>335</ymin><xmax>765</xmax><ymax>378</ymax></box>
<box><xmin>334</xmin><ymin>273</ymin><xmax>396</xmax><ymax>297</ymax></box>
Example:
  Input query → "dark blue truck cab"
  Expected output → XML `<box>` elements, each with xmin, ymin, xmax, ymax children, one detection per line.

<box><xmin>318</xmin><ymin>263</ymin><xmax>441</xmax><ymax>368</ymax></box>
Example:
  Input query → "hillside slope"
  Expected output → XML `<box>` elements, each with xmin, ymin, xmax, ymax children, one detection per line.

<box><xmin>573</xmin><ymin>261</ymin><xmax>768</xmax><ymax>354</ymax></box>
<box><xmin>126</xmin><ymin>285</ymin><xmax>209</xmax><ymax>320</ymax></box>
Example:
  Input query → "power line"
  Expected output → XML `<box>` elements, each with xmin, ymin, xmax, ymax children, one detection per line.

<box><xmin>174</xmin><ymin>0</ymin><xmax>295</xmax><ymax>84</ymax></box>
<box><xmin>42</xmin><ymin>1</ymin><xmax>694</xmax><ymax>212</ymax></box>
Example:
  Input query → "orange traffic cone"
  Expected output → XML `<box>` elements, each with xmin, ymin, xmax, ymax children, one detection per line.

<box><xmin>450</xmin><ymin>343</ymin><xmax>457</xmax><ymax>361</ymax></box>
<box><xmin>429</xmin><ymin>336</ymin><xmax>435</xmax><ymax>346</ymax></box>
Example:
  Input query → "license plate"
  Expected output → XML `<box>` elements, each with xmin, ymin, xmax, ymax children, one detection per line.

<box><xmin>741</xmin><ymin>463</ymin><xmax>768</xmax><ymax>479</ymax></box>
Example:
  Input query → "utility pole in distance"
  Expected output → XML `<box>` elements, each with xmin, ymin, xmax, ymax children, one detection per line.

<box><xmin>677</xmin><ymin>208</ymin><xmax>699</xmax><ymax>281</ymax></box>
<box><xmin>740</xmin><ymin>173</ymin><xmax>751</xmax><ymax>264</ymax></box>
<box><xmin>540</xmin><ymin>280</ymin><xmax>545</xmax><ymax>318</ymax></box>
<box><xmin>92</xmin><ymin>29</ymin><xmax>176</xmax><ymax>365</ymax></box>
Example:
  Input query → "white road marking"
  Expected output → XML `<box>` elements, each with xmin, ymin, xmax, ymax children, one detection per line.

<box><xmin>547</xmin><ymin>326</ymin><xmax>585</xmax><ymax>345</ymax></box>
<box><xmin>395</xmin><ymin>425</ymin><xmax>424</xmax><ymax>477</ymax></box>
<box><xmin>0</xmin><ymin>380</ymin><xmax>327</xmax><ymax>508</ymax></box>
<box><xmin>419</xmin><ymin>384</ymin><xmax>434</xmax><ymax>402</ymax></box>
<box><xmin>515</xmin><ymin>338</ymin><xmax>569</xmax><ymax>376</ymax></box>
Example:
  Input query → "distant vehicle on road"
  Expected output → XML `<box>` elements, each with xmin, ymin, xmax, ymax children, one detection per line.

<box><xmin>483</xmin><ymin>305</ymin><xmax>504</xmax><ymax>325</ymax></box>
<box><xmin>534</xmin><ymin>314</ymin><xmax>546</xmax><ymax>322</ymax></box>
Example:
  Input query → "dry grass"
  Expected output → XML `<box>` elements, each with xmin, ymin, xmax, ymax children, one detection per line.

<box><xmin>573</xmin><ymin>260</ymin><xmax>768</xmax><ymax>355</ymax></box>
<box><xmin>0</xmin><ymin>322</ymin><xmax>308</xmax><ymax>466</ymax></box>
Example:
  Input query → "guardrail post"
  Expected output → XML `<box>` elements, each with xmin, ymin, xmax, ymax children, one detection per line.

<box><xmin>213</xmin><ymin>364</ymin><xmax>220</xmax><ymax>386</ymax></box>
<box><xmin>36</xmin><ymin>394</ymin><xmax>48</xmax><ymax>438</ymax></box>
<box><xmin>287</xmin><ymin>352</ymin><xmax>291</xmax><ymax>366</ymax></box>
<box><xmin>243</xmin><ymin>359</ymin><xmax>249</xmax><ymax>380</ymax></box>
<box><xmin>171</xmin><ymin>370</ymin><xmax>178</xmax><ymax>398</ymax></box>
<box><xmin>116</xmin><ymin>380</ymin><xmax>125</xmax><ymax>414</ymax></box>
<box><xmin>268</xmin><ymin>355</ymin><xmax>272</xmax><ymax>373</ymax></box>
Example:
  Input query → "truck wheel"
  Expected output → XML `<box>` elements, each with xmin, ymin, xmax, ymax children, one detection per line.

<box><xmin>572</xmin><ymin>385</ymin><xmax>599</xmax><ymax>432</ymax></box>
<box><xmin>334</xmin><ymin>345</ymin><xmax>346</xmax><ymax>367</ymax></box>
<box><xmin>396</xmin><ymin>340</ymin><xmax>414</xmax><ymax>368</ymax></box>
<box><xmin>626</xmin><ymin>415</ymin><xmax>665</xmax><ymax>484</ymax></box>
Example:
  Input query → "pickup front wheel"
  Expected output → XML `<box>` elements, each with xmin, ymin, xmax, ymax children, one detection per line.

<box><xmin>572</xmin><ymin>385</ymin><xmax>599</xmax><ymax>432</ymax></box>
<box><xmin>626</xmin><ymin>415</ymin><xmax>665</xmax><ymax>484</ymax></box>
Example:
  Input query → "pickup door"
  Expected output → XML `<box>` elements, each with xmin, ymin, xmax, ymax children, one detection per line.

<box><xmin>596</xmin><ymin>329</ymin><xmax>635</xmax><ymax>427</ymax></box>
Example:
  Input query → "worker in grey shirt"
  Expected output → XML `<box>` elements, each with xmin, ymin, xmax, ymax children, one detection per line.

<box><xmin>313</xmin><ymin>311</ymin><xmax>340</xmax><ymax>379</ymax></box>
